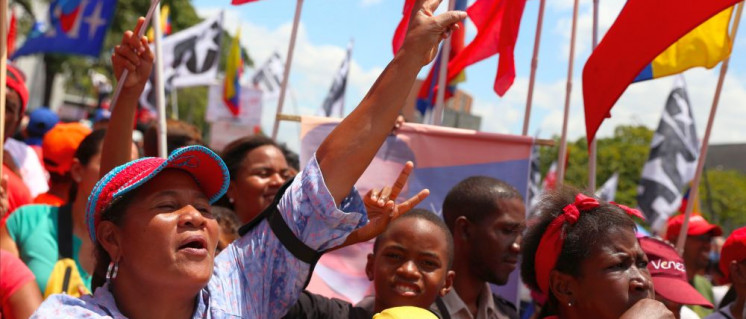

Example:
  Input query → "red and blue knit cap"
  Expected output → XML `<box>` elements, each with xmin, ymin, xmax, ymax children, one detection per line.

<box><xmin>86</xmin><ymin>145</ymin><xmax>229</xmax><ymax>241</ymax></box>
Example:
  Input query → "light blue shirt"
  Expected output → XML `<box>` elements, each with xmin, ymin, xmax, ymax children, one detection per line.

<box><xmin>32</xmin><ymin>155</ymin><xmax>367</xmax><ymax>318</ymax></box>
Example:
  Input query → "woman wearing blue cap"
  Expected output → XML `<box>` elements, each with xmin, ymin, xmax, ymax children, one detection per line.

<box><xmin>31</xmin><ymin>0</ymin><xmax>465</xmax><ymax>317</ymax></box>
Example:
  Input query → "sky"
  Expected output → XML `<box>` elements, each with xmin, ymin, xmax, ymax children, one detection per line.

<box><xmin>191</xmin><ymin>0</ymin><xmax>746</xmax><ymax>153</ymax></box>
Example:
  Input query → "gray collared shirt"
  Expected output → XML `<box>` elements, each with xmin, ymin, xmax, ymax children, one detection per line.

<box><xmin>431</xmin><ymin>283</ymin><xmax>513</xmax><ymax>319</ymax></box>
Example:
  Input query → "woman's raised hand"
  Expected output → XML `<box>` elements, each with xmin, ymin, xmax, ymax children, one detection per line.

<box><xmin>111</xmin><ymin>17</ymin><xmax>154</xmax><ymax>93</ymax></box>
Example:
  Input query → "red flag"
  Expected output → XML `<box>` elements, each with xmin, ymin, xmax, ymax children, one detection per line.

<box><xmin>232</xmin><ymin>0</ymin><xmax>262</xmax><ymax>5</ymax></box>
<box><xmin>7</xmin><ymin>11</ymin><xmax>16</xmax><ymax>56</ymax></box>
<box><xmin>582</xmin><ymin>0</ymin><xmax>740</xmax><ymax>145</ymax></box>
<box><xmin>392</xmin><ymin>0</ymin><xmax>416</xmax><ymax>55</ymax></box>
<box><xmin>445</xmin><ymin>0</ymin><xmax>527</xmax><ymax>97</ymax></box>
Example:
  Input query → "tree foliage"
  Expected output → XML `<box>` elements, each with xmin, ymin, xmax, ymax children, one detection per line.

<box><xmin>537</xmin><ymin>125</ymin><xmax>745</xmax><ymax>234</ymax></box>
<box><xmin>538</xmin><ymin>125</ymin><xmax>654</xmax><ymax>206</ymax></box>
<box><xmin>699</xmin><ymin>169</ymin><xmax>746</xmax><ymax>236</ymax></box>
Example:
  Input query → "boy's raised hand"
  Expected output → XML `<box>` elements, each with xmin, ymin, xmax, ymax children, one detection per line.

<box><xmin>338</xmin><ymin>161</ymin><xmax>430</xmax><ymax>248</ymax></box>
<box><xmin>112</xmin><ymin>17</ymin><xmax>154</xmax><ymax>93</ymax></box>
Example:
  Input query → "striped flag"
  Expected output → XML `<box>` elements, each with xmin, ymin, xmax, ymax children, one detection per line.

<box><xmin>637</xmin><ymin>76</ymin><xmax>699</xmax><ymax>231</ymax></box>
<box><xmin>147</xmin><ymin>4</ymin><xmax>171</xmax><ymax>43</ymax></box>
<box><xmin>223</xmin><ymin>27</ymin><xmax>242</xmax><ymax>116</ymax></box>
<box><xmin>320</xmin><ymin>41</ymin><xmax>352</xmax><ymax>118</ymax></box>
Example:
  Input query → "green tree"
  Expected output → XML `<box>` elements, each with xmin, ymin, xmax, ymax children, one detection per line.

<box><xmin>699</xmin><ymin>169</ymin><xmax>746</xmax><ymax>236</ymax></box>
<box><xmin>538</xmin><ymin>125</ymin><xmax>654</xmax><ymax>206</ymax></box>
<box><xmin>537</xmin><ymin>125</ymin><xmax>746</xmax><ymax>235</ymax></box>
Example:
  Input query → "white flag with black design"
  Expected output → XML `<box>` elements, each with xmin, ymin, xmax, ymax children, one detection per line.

<box><xmin>320</xmin><ymin>41</ymin><xmax>352</xmax><ymax>117</ymax></box>
<box><xmin>595</xmin><ymin>172</ymin><xmax>619</xmax><ymax>202</ymax></box>
<box><xmin>140</xmin><ymin>13</ymin><xmax>223</xmax><ymax>112</ymax></box>
<box><xmin>637</xmin><ymin>76</ymin><xmax>699</xmax><ymax>231</ymax></box>
<box><xmin>251</xmin><ymin>52</ymin><xmax>285</xmax><ymax>98</ymax></box>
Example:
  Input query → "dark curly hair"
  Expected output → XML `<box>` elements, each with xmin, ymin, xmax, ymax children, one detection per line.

<box><xmin>520</xmin><ymin>186</ymin><xmax>637</xmax><ymax>314</ymax></box>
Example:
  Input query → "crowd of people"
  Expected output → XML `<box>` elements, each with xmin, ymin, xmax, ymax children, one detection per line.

<box><xmin>0</xmin><ymin>1</ymin><xmax>744</xmax><ymax>318</ymax></box>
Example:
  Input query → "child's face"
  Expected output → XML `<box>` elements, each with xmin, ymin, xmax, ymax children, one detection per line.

<box><xmin>367</xmin><ymin>218</ymin><xmax>454</xmax><ymax>312</ymax></box>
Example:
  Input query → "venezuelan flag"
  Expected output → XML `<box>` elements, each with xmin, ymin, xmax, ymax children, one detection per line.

<box><xmin>634</xmin><ymin>7</ymin><xmax>734</xmax><ymax>82</ymax></box>
<box><xmin>147</xmin><ymin>5</ymin><xmax>172</xmax><ymax>43</ymax></box>
<box><xmin>223</xmin><ymin>27</ymin><xmax>242</xmax><ymax>116</ymax></box>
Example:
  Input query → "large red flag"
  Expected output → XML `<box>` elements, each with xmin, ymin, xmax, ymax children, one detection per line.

<box><xmin>445</xmin><ymin>0</ymin><xmax>527</xmax><ymax>97</ymax></box>
<box><xmin>392</xmin><ymin>0</ymin><xmax>416</xmax><ymax>55</ymax></box>
<box><xmin>7</xmin><ymin>11</ymin><xmax>16</xmax><ymax>56</ymax></box>
<box><xmin>232</xmin><ymin>0</ymin><xmax>262</xmax><ymax>5</ymax></box>
<box><xmin>582</xmin><ymin>0</ymin><xmax>740</xmax><ymax>145</ymax></box>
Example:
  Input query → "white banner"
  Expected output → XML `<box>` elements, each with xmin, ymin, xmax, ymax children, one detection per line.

<box><xmin>140</xmin><ymin>13</ymin><xmax>223</xmax><ymax>112</ymax></box>
<box><xmin>206</xmin><ymin>84</ymin><xmax>263</xmax><ymax>126</ymax></box>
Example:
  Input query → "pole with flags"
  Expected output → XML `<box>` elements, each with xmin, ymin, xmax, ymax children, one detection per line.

<box><xmin>433</xmin><ymin>0</ymin><xmax>456</xmax><ymax>126</ymax></box>
<box><xmin>522</xmin><ymin>0</ymin><xmax>546</xmax><ymax>136</ymax></box>
<box><xmin>676</xmin><ymin>3</ymin><xmax>743</xmax><ymax>254</ymax></box>
<box><xmin>152</xmin><ymin>2</ymin><xmax>167</xmax><ymax>158</ymax></box>
<box><xmin>587</xmin><ymin>0</ymin><xmax>600</xmax><ymax>192</ymax></box>
<box><xmin>557</xmin><ymin>0</ymin><xmax>579</xmax><ymax>187</ymax></box>
<box><xmin>271</xmin><ymin>0</ymin><xmax>304</xmax><ymax>140</ymax></box>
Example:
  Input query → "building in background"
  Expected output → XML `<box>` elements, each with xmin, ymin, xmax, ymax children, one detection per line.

<box><xmin>401</xmin><ymin>79</ymin><xmax>481</xmax><ymax>130</ymax></box>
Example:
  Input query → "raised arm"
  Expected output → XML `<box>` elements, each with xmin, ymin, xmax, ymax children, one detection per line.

<box><xmin>315</xmin><ymin>0</ymin><xmax>466</xmax><ymax>205</ymax></box>
<box><xmin>99</xmin><ymin>18</ymin><xmax>154</xmax><ymax>177</ymax></box>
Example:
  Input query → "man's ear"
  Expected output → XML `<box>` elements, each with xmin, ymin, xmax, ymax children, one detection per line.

<box><xmin>70</xmin><ymin>158</ymin><xmax>84</xmax><ymax>183</ymax></box>
<box><xmin>365</xmin><ymin>253</ymin><xmax>375</xmax><ymax>281</ymax></box>
<box><xmin>454</xmin><ymin>216</ymin><xmax>471</xmax><ymax>242</ymax></box>
<box><xmin>97</xmin><ymin>221</ymin><xmax>123</xmax><ymax>262</ymax></box>
<box><xmin>549</xmin><ymin>269</ymin><xmax>577</xmax><ymax>307</ymax></box>
<box><xmin>440</xmin><ymin>270</ymin><xmax>456</xmax><ymax>296</ymax></box>
<box><xmin>730</xmin><ymin>260</ymin><xmax>746</xmax><ymax>285</ymax></box>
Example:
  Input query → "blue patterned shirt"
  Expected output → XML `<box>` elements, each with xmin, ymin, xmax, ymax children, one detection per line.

<box><xmin>31</xmin><ymin>155</ymin><xmax>368</xmax><ymax>318</ymax></box>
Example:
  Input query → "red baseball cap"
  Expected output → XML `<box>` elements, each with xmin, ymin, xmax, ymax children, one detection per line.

<box><xmin>6</xmin><ymin>63</ymin><xmax>28</xmax><ymax>113</ymax></box>
<box><xmin>664</xmin><ymin>214</ymin><xmax>722</xmax><ymax>243</ymax></box>
<box><xmin>720</xmin><ymin>227</ymin><xmax>746</xmax><ymax>282</ymax></box>
<box><xmin>86</xmin><ymin>145</ymin><xmax>229</xmax><ymax>241</ymax></box>
<box><xmin>639</xmin><ymin>236</ymin><xmax>713</xmax><ymax>308</ymax></box>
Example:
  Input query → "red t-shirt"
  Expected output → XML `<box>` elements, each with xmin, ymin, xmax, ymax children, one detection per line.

<box><xmin>0</xmin><ymin>250</ymin><xmax>36</xmax><ymax>313</ymax></box>
<box><xmin>1</xmin><ymin>164</ymin><xmax>32</xmax><ymax>226</ymax></box>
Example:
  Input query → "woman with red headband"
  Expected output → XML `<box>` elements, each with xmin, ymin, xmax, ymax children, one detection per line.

<box><xmin>521</xmin><ymin>188</ymin><xmax>675</xmax><ymax>319</ymax></box>
<box><xmin>31</xmin><ymin>0</ymin><xmax>464</xmax><ymax>317</ymax></box>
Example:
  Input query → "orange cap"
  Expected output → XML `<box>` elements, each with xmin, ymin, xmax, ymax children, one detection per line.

<box><xmin>42</xmin><ymin>123</ymin><xmax>92</xmax><ymax>174</ymax></box>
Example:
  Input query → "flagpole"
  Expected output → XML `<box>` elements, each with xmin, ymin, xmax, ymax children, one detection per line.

<box><xmin>1</xmin><ymin>0</ymin><xmax>8</xmax><ymax>176</ymax></box>
<box><xmin>153</xmin><ymin>2</ymin><xmax>168</xmax><ymax>158</ymax></box>
<box><xmin>170</xmin><ymin>89</ymin><xmax>178</xmax><ymax>120</ymax></box>
<box><xmin>271</xmin><ymin>0</ymin><xmax>304</xmax><ymax>140</ymax></box>
<box><xmin>433</xmin><ymin>0</ymin><xmax>456</xmax><ymax>126</ymax></box>
<box><xmin>557</xmin><ymin>0</ymin><xmax>579</xmax><ymax>187</ymax></box>
<box><xmin>587</xmin><ymin>0</ymin><xmax>600</xmax><ymax>192</ymax></box>
<box><xmin>676</xmin><ymin>3</ymin><xmax>743</xmax><ymax>254</ymax></box>
<box><xmin>522</xmin><ymin>0</ymin><xmax>546</xmax><ymax>136</ymax></box>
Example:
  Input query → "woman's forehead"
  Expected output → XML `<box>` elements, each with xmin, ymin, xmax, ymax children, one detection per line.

<box><xmin>139</xmin><ymin>169</ymin><xmax>208</xmax><ymax>200</ymax></box>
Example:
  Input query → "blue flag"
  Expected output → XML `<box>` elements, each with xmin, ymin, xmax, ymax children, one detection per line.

<box><xmin>12</xmin><ymin>0</ymin><xmax>116</xmax><ymax>58</ymax></box>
